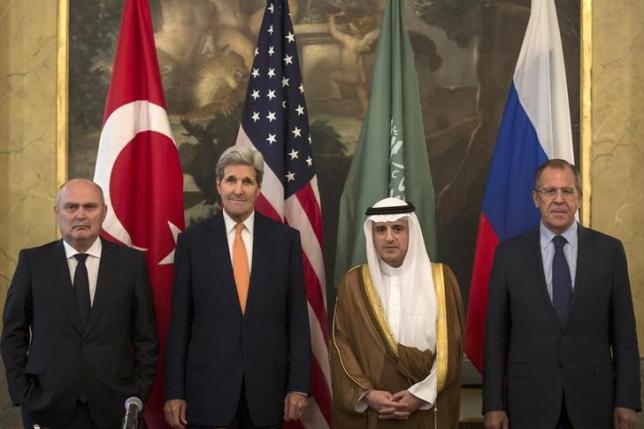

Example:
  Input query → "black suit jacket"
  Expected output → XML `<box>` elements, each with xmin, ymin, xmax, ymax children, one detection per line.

<box><xmin>164</xmin><ymin>212</ymin><xmax>311</xmax><ymax>427</ymax></box>
<box><xmin>1</xmin><ymin>239</ymin><xmax>158</xmax><ymax>428</ymax></box>
<box><xmin>483</xmin><ymin>225</ymin><xmax>641</xmax><ymax>428</ymax></box>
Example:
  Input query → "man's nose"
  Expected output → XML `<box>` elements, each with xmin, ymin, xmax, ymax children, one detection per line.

<box><xmin>552</xmin><ymin>190</ymin><xmax>566</xmax><ymax>203</ymax></box>
<box><xmin>384</xmin><ymin>228</ymin><xmax>394</xmax><ymax>241</ymax></box>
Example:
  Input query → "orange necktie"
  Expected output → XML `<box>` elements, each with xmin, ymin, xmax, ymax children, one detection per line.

<box><xmin>233</xmin><ymin>223</ymin><xmax>250</xmax><ymax>313</ymax></box>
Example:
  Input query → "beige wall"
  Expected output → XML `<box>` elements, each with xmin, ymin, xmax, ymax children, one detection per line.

<box><xmin>0</xmin><ymin>1</ymin><xmax>60</xmax><ymax>423</ymax></box>
<box><xmin>590</xmin><ymin>0</ymin><xmax>644</xmax><ymax>348</ymax></box>
<box><xmin>0</xmin><ymin>1</ymin><xmax>60</xmax><ymax>305</ymax></box>
<box><xmin>0</xmin><ymin>0</ymin><xmax>643</xmax><ymax>353</ymax></box>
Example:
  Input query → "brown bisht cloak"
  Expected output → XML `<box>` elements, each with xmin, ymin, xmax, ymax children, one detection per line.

<box><xmin>331</xmin><ymin>263</ymin><xmax>464</xmax><ymax>428</ymax></box>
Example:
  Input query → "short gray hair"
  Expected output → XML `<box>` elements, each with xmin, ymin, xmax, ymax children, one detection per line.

<box><xmin>533</xmin><ymin>159</ymin><xmax>582</xmax><ymax>195</ymax></box>
<box><xmin>215</xmin><ymin>146</ymin><xmax>264</xmax><ymax>185</ymax></box>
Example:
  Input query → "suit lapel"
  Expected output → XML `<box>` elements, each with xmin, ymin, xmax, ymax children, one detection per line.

<box><xmin>55</xmin><ymin>241</ymin><xmax>83</xmax><ymax>335</ymax></box>
<box><xmin>568</xmin><ymin>225</ymin><xmax>591</xmax><ymax>323</ymax></box>
<box><xmin>85</xmin><ymin>239</ymin><xmax>111</xmax><ymax>336</ymax></box>
<box><xmin>246</xmin><ymin>213</ymin><xmax>270</xmax><ymax>318</ymax></box>
<box><xmin>523</xmin><ymin>230</ymin><xmax>561</xmax><ymax>327</ymax></box>
<box><xmin>204</xmin><ymin>214</ymin><xmax>242</xmax><ymax>315</ymax></box>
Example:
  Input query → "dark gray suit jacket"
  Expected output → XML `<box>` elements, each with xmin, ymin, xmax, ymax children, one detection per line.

<box><xmin>164</xmin><ymin>212</ymin><xmax>311</xmax><ymax>427</ymax></box>
<box><xmin>483</xmin><ymin>225</ymin><xmax>640</xmax><ymax>428</ymax></box>
<box><xmin>1</xmin><ymin>239</ymin><xmax>158</xmax><ymax>427</ymax></box>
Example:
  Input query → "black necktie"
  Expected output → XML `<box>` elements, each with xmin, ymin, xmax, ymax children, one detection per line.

<box><xmin>74</xmin><ymin>254</ymin><xmax>91</xmax><ymax>329</ymax></box>
<box><xmin>552</xmin><ymin>235</ymin><xmax>572</xmax><ymax>326</ymax></box>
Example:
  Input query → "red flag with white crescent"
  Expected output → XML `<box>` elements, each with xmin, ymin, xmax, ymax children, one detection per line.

<box><xmin>93</xmin><ymin>0</ymin><xmax>184</xmax><ymax>427</ymax></box>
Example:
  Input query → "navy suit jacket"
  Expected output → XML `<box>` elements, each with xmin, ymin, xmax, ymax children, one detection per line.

<box><xmin>1</xmin><ymin>239</ymin><xmax>158</xmax><ymax>428</ymax></box>
<box><xmin>164</xmin><ymin>211</ymin><xmax>311</xmax><ymax>427</ymax></box>
<box><xmin>483</xmin><ymin>225</ymin><xmax>640</xmax><ymax>428</ymax></box>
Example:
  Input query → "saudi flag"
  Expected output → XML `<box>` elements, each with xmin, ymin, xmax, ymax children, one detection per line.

<box><xmin>334</xmin><ymin>0</ymin><xmax>437</xmax><ymax>285</ymax></box>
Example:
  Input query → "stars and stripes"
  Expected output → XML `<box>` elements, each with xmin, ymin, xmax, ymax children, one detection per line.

<box><xmin>234</xmin><ymin>1</ymin><xmax>332</xmax><ymax>428</ymax></box>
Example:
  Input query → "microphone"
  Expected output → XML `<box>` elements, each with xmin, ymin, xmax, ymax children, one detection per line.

<box><xmin>122</xmin><ymin>396</ymin><xmax>143</xmax><ymax>429</ymax></box>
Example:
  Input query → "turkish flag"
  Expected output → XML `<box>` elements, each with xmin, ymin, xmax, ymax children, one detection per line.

<box><xmin>93</xmin><ymin>0</ymin><xmax>184</xmax><ymax>428</ymax></box>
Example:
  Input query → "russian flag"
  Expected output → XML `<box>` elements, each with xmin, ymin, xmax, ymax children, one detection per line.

<box><xmin>464</xmin><ymin>0</ymin><xmax>575</xmax><ymax>372</ymax></box>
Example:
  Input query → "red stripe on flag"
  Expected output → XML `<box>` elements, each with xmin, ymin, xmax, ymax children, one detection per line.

<box><xmin>255</xmin><ymin>192</ymin><xmax>283</xmax><ymax>222</ymax></box>
<box><xmin>465</xmin><ymin>213</ymin><xmax>500</xmax><ymax>372</ymax></box>
<box><xmin>310</xmin><ymin>355</ymin><xmax>333</xmax><ymax>425</ymax></box>
<box><xmin>301</xmin><ymin>253</ymin><xmax>329</xmax><ymax>341</ymax></box>
<box><xmin>294</xmin><ymin>183</ymin><xmax>324</xmax><ymax>246</ymax></box>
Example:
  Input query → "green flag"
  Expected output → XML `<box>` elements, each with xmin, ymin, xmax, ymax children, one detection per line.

<box><xmin>334</xmin><ymin>0</ymin><xmax>437</xmax><ymax>285</ymax></box>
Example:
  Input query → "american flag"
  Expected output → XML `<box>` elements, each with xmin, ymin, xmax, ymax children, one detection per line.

<box><xmin>234</xmin><ymin>1</ymin><xmax>332</xmax><ymax>428</ymax></box>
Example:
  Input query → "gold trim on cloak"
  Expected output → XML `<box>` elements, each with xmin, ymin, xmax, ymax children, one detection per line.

<box><xmin>360</xmin><ymin>263</ymin><xmax>451</xmax><ymax>391</ymax></box>
<box><xmin>332</xmin><ymin>292</ymin><xmax>369</xmax><ymax>390</ymax></box>
<box><xmin>361</xmin><ymin>265</ymin><xmax>399</xmax><ymax>357</ymax></box>
<box><xmin>432</xmin><ymin>263</ymin><xmax>448</xmax><ymax>392</ymax></box>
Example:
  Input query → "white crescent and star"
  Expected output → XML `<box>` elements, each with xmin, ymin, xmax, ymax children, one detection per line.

<box><xmin>95</xmin><ymin>100</ymin><xmax>181</xmax><ymax>265</ymax></box>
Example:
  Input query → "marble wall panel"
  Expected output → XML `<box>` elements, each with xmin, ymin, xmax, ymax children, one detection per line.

<box><xmin>591</xmin><ymin>0</ymin><xmax>644</xmax><ymax>348</ymax></box>
<box><xmin>0</xmin><ymin>1</ymin><xmax>59</xmax><ymax>311</ymax></box>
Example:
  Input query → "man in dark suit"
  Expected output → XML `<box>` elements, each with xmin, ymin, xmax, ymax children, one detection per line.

<box><xmin>1</xmin><ymin>178</ymin><xmax>158</xmax><ymax>429</ymax></box>
<box><xmin>164</xmin><ymin>146</ymin><xmax>311</xmax><ymax>429</ymax></box>
<box><xmin>483</xmin><ymin>159</ymin><xmax>640</xmax><ymax>429</ymax></box>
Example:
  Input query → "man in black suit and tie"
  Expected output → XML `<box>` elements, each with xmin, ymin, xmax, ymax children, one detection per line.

<box><xmin>1</xmin><ymin>178</ymin><xmax>158</xmax><ymax>429</ymax></box>
<box><xmin>164</xmin><ymin>146</ymin><xmax>311</xmax><ymax>429</ymax></box>
<box><xmin>483</xmin><ymin>159</ymin><xmax>640</xmax><ymax>429</ymax></box>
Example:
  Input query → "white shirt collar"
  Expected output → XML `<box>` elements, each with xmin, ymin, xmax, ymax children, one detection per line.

<box><xmin>223</xmin><ymin>210</ymin><xmax>255</xmax><ymax>235</ymax></box>
<box><xmin>63</xmin><ymin>236</ymin><xmax>102</xmax><ymax>259</ymax></box>
<box><xmin>540</xmin><ymin>221</ymin><xmax>578</xmax><ymax>250</ymax></box>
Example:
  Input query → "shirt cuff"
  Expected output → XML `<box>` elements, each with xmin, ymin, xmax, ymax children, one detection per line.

<box><xmin>354</xmin><ymin>390</ymin><xmax>370</xmax><ymax>413</ymax></box>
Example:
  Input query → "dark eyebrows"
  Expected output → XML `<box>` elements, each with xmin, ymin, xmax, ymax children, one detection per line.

<box><xmin>224</xmin><ymin>174</ymin><xmax>256</xmax><ymax>184</ymax></box>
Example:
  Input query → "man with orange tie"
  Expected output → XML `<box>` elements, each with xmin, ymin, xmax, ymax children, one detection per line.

<box><xmin>164</xmin><ymin>146</ymin><xmax>311</xmax><ymax>429</ymax></box>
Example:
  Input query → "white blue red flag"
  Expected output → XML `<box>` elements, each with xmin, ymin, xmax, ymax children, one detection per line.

<box><xmin>465</xmin><ymin>0</ymin><xmax>574</xmax><ymax>371</ymax></box>
<box><xmin>234</xmin><ymin>1</ymin><xmax>331</xmax><ymax>428</ymax></box>
<box><xmin>93</xmin><ymin>0</ymin><xmax>184</xmax><ymax>427</ymax></box>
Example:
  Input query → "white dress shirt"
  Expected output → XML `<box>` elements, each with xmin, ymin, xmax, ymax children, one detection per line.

<box><xmin>63</xmin><ymin>237</ymin><xmax>102</xmax><ymax>306</ymax></box>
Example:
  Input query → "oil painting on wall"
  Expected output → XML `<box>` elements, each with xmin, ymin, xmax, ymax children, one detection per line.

<box><xmin>68</xmin><ymin>0</ymin><xmax>580</xmax><ymax>303</ymax></box>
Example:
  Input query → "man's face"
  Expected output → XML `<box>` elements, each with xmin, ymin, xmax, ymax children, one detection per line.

<box><xmin>55</xmin><ymin>180</ymin><xmax>107</xmax><ymax>251</ymax></box>
<box><xmin>372</xmin><ymin>219</ymin><xmax>409</xmax><ymax>268</ymax></box>
<box><xmin>217</xmin><ymin>164</ymin><xmax>261</xmax><ymax>222</ymax></box>
<box><xmin>532</xmin><ymin>166</ymin><xmax>580</xmax><ymax>234</ymax></box>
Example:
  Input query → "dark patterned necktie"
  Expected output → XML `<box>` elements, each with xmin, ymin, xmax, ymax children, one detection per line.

<box><xmin>552</xmin><ymin>235</ymin><xmax>572</xmax><ymax>326</ymax></box>
<box><xmin>74</xmin><ymin>254</ymin><xmax>91</xmax><ymax>329</ymax></box>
